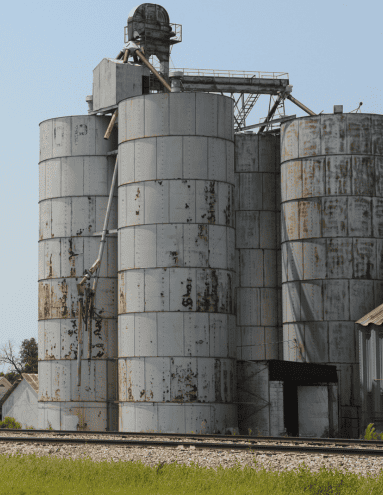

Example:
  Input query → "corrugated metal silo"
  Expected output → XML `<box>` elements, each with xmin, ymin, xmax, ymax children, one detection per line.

<box><xmin>38</xmin><ymin>115</ymin><xmax>118</xmax><ymax>430</ymax></box>
<box><xmin>281</xmin><ymin>113</ymin><xmax>383</xmax><ymax>437</ymax></box>
<box><xmin>234</xmin><ymin>133</ymin><xmax>282</xmax><ymax>362</ymax></box>
<box><xmin>117</xmin><ymin>93</ymin><xmax>237</xmax><ymax>433</ymax></box>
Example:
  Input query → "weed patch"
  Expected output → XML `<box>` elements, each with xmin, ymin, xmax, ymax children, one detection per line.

<box><xmin>0</xmin><ymin>453</ymin><xmax>382</xmax><ymax>494</ymax></box>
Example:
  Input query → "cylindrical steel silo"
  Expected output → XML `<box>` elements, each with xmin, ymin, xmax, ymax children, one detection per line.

<box><xmin>117</xmin><ymin>93</ymin><xmax>237</xmax><ymax>433</ymax></box>
<box><xmin>281</xmin><ymin>113</ymin><xmax>383</xmax><ymax>438</ymax></box>
<box><xmin>38</xmin><ymin>115</ymin><xmax>118</xmax><ymax>431</ymax></box>
<box><xmin>234</xmin><ymin>133</ymin><xmax>282</xmax><ymax>362</ymax></box>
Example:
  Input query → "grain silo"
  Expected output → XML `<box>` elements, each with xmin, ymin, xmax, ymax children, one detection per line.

<box><xmin>38</xmin><ymin>116</ymin><xmax>118</xmax><ymax>431</ymax></box>
<box><xmin>281</xmin><ymin>111</ymin><xmax>383</xmax><ymax>437</ymax></box>
<box><xmin>117</xmin><ymin>92</ymin><xmax>237</xmax><ymax>433</ymax></box>
<box><xmin>234</xmin><ymin>132</ymin><xmax>283</xmax><ymax>435</ymax></box>
<box><xmin>234</xmin><ymin>133</ymin><xmax>282</xmax><ymax>361</ymax></box>
<box><xmin>32</xmin><ymin>0</ymin><xmax>365</xmax><ymax>439</ymax></box>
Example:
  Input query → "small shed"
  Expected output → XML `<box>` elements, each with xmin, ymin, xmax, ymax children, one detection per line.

<box><xmin>0</xmin><ymin>377</ymin><xmax>12</xmax><ymax>420</ymax></box>
<box><xmin>0</xmin><ymin>374</ymin><xmax>39</xmax><ymax>428</ymax></box>
<box><xmin>357</xmin><ymin>305</ymin><xmax>383</xmax><ymax>432</ymax></box>
<box><xmin>237</xmin><ymin>360</ymin><xmax>339</xmax><ymax>438</ymax></box>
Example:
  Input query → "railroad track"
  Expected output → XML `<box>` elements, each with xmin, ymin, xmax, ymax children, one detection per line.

<box><xmin>1</xmin><ymin>430</ymin><xmax>383</xmax><ymax>457</ymax></box>
<box><xmin>3</xmin><ymin>429</ymin><xmax>383</xmax><ymax>445</ymax></box>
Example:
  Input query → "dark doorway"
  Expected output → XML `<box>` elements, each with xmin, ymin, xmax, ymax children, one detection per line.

<box><xmin>284</xmin><ymin>382</ymin><xmax>298</xmax><ymax>436</ymax></box>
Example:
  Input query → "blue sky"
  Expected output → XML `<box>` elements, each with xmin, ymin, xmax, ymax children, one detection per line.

<box><xmin>0</xmin><ymin>0</ymin><xmax>382</xmax><ymax>370</ymax></box>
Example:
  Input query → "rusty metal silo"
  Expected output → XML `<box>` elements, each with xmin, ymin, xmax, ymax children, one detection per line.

<box><xmin>38</xmin><ymin>115</ymin><xmax>118</xmax><ymax>431</ymax></box>
<box><xmin>234</xmin><ymin>133</ymin><xmax>282</xmax><ymax>362</ymax></box>
<box><xmin>117</xmin><ymin>92</ymin><xmax>237</xmax><ymax>433</ymax></box>
<box><xmin>281</xmin><ymin>112</ymin><xmax>383</xmax><ymax>437</ymax></box>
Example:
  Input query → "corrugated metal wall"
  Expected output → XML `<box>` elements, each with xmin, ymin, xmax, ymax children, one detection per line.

<box><xmin>234</xmin><ymin>133</ymin><xmax>282</xmax><ymax>361</ymax></box>
<box><xmin>38</xmin><ymin>115</ymin><xmax>118</xmax><ymax>431</ymax></box>
<box><xmin>281</xmin><ymin>113</ymin><xmax>383</xmax><ymax>438</ymax></box>
<box><xmin>359</xmin><ymin>326</ymin><xmax>383</xmax><ymax>432</ymax></box>
<box><xmin>117</xmin><ymin>93</ymin><xmax>237</xmax><ymax>433</ymax></box>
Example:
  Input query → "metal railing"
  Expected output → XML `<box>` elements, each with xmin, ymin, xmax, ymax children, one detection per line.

<box><xmin>170</xmin><ymin>68</ymin><xmax>289</xmax><ymax>79</ymax></box>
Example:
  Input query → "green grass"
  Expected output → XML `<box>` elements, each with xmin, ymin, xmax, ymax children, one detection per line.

<box><xmin>0</xmin><ymin>453</ymin><xmax>383</xmax><ymax>494</ymax></box>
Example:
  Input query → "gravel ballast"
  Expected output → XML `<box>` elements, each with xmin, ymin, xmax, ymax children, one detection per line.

<box><xmin>1</xmin><ymin>432</ymin><xmax>383</xmax><ymax>476</ymax></box>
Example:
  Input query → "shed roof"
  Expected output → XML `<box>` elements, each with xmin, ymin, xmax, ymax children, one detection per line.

<box><xmin>22</xmin><ymin>374</ymin><xmax>38</xmax><ymax>393</ymax></box>
<box><xmin>0</xmin><ymin>374</ymin><xmax>39</xmax><ymax>409</ymax></box>
<box><xmin>356</xmin><ymin>303</ymin><xmax>383</xmax><ymax>326</ymax></box>
<box><xmin>0</xmin><ymin>377</ymin><xmax>12</xmax><ymax>400</ymax></box>
<box><xmin>0</xmin><ymin>377</ymin><xmax>12</xmax><ymax>389</ymax></box>
<box><xmin>0</xmin><ymin>377</ymin><xmax>22</xmax><ymax>408</ymax></box>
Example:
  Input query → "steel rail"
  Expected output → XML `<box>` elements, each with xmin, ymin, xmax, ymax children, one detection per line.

<box><xmin>2</xmin><ymin>429</ymin><xmax>383</xmax><ymax>446</ymax></box>
<box><xmin>1</xmin><ymin>435</ymin><xmax>383</xmax><ymax>456</ymax></box>
<box><xmin>2</xmin><ymin>430</ymin><xmax>383</xmax><ymax>448</ymax></box>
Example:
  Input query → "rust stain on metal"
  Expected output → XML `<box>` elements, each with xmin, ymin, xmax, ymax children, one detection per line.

<box><xmin>127</xmin><ymin>380</ymin><xmax>134</xmax><ymax>400</ymax></box>
<box><xmin>354</xmin><ymin>239</ymin><xmax>374</xmax><ymax>279</ymax></box>
<box><xmin>223</xmin><ymin>369</ymin><xmax>228</xmax><ymax>400</ymax></box>
<box><xmin>223</xmin><ymin>187</ymin><xmax>232</xmax><ymax>226</ymax></box>
<box><xmin>92</xmin><ymin>343</ymin><xmax>105</xmax><ymax>358</ymax></box>
<box><xmin>44</xmin><ymin>350</ymin><xmax>56</xmax><ymax>360</ymax></box>
<box><xmin>297</xmin><ymin>342</ymin><xmax>305</xmax><ymax>361</ymax></box>
<box><xmin>50</xmin><ymin>279</ymin><xmax>75</xmax><ymax>318</ymax></box>
<box><xmin>46</xmin><ymin>254</ymin><xmax>53</xmax><ymax>278</ymax></box>
<box><xmin>119</xmin><ymin>273</ymin><xmax>126</xmax><ymax>314</ymax></box>
<box><xmin>220</xmin><ymin>272</ymin><xmax>232</xmax><ymax>313</ymax></box>
<box><xmin>299</xmin><ymin>201</ymin><xmax>321</xmax><ymax>238</ymax></box>
<box><xmin>135</xmin><ymin>187</ymin><xmax>141</xmax><ymax>199</ymax></box>
<box><xmin>169</xmin><ymin>251</ymin><xmax>179</xmax><ymax>265</ymax></box>
<box><xmin>197</xmin><ymin>224</ymin><xmax>208</xmax><ymax>242</ymax></box>
<box><xmin>170</xmin><ymin>360</ymin><xmax>198</xmax><ymax>402</ymax></box>
<box><xmin>197</xmin><ymin>269</ymin><xmax>219</xmax><ymax>312</ymax></box>
<box><xmin>38</xmin><ymin>282</ymin><xmax>51</xmax><ymax>319</ymax></box>
<box><xmin>91</xmin><ymin>312</ymin><xmax>105</xmax><ymax>358</ymax></box>
<box><xmin>214</xmin><ymin>359</ymin><xmax>222</xmax><ymax>402</ymax></box>
<box><xmin>68</xmin><ymin>238</ymin><xmax>78</xmax><ymax>277</ymax></box>
<box><xmin>204</xmin><ymin>181</ymin><xmax>216</xmax><ymax>224</ymax></box>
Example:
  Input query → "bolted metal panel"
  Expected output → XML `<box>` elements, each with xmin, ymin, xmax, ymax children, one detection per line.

<box><xmin>320</xmin><ymin>114</ymin><xmax>347</xmax><ymax>155</ymax></box>
<box><xmin>196</xmin><ymin>93</ymin><xmax>218</xmax><ymax>138</ymax></box>
<box><xmin>119</xmin><ymin>402</ymin><xmax>237</xmax><ymax>434</ymax></box>
<box><xmin>234</xmin><ymin>133</ymin><xmax>280</xmax><ymax>362</ymax></box>
<box><xmin>38</xmin><ymin>401</ymin><xmax>113</xmax><ymax>431</ymax></box>
<box><xmin>157</xmin><ymin>136</ymin><xmax>183</xmax><ymax>179</ymax></box>
<box><xmin>169</xmin><ymin>180</ymin><xmax>195</xmax><ymax>223</ymax></box>
<box><xmin>183</xmin><ymin>137</ymin><xmax>208</xmax><ymax>179</ymax></box>
<box><xmin>298</xmin><ymin>118</ymin><xmax>321</xmax><ymax>157</ymax></box>
<box><xmin>325</xmin><ymin>155</ymin><xmax>352</xmax><ymax>196</ymax></box>
<box><xmin>169</xmin><ymin>92</ymin><xmax>196</xmax><ymax>135</ymax></box>
<box><xmin>281</xmin><ymin>113</ymin><xmax>383</xmax><ymax>437</ymax></box>
<box><xmin>303</xmin><ymin>239</ymin><xmax>326</xmax><ymax>280</ymax></box>
<box><xmin>38</xmin><ymin>115</ymin><xmax>118</xmax><ymax>431</ymax></box>
<box><xmin>118</xmin><ymin>93</ymin><xmax>236</xmax><ymax>433</ymax></box>
<box><xmin>302</xmin><ymin>158</ymin><xmax>325</xmax><ymax>198</ymax></box>
<box><xmin>305</xmin><ymin>322</ymin><xmax>329</xmax><ymax>363</ymax></box>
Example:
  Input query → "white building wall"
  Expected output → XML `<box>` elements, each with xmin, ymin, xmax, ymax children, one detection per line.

<box><xmin>2</xmin><ymin>381</ymin><xmax>39</xmax><ymax>429</ymax></box>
